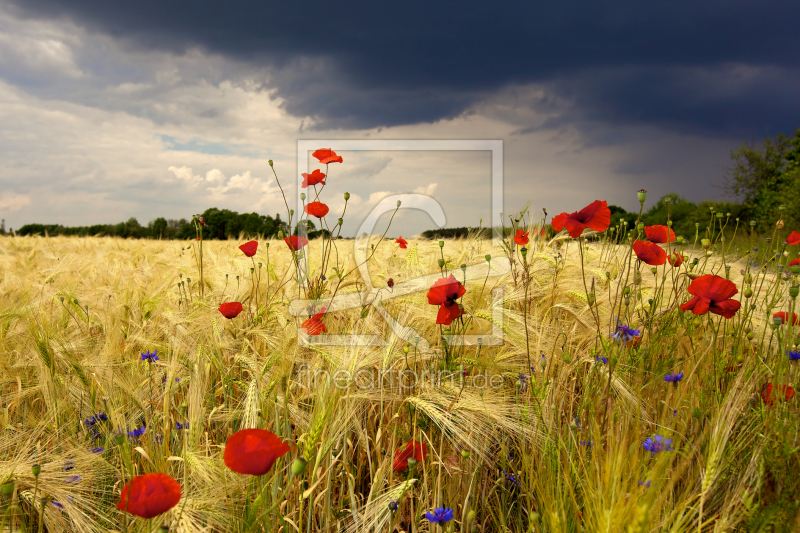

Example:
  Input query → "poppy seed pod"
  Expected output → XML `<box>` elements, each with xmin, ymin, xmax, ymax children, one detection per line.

<box><xmin>300</xmin><ymin>193</ymin><xmax>306</xmax><ymax>201</ymax></box>
<box><xmin>343</xmin><ymin>192</ymin><xmax>350</xmax><ymax>200</ymax></box>
<box><xmin>407</xmin><ymin>457</ymin><xmax>417</xmax><ymax>468</ymax></box>
<box><xmin>438</xmin><ymin>240</ymin><xmax>444</xmax><ymax>248</ymax></box>
<box><xmin>792</xmin><ymin>264</ymin><xmax>800</xmax><ymax>275</ymax></box>
<box><xmin>438</xmin><ymin>259</ymin><xmax>445</xmax><ymax>268</ymax></box>
<box><xmin>289</xmin><ymin>210</ymin><xmax>294</xmax><ymax>215</ymax></box>
<box><xmin>779</xmin><ymin>205</ymin><xmax>786</xmax><ymax>211</ymax></box>
<box><xmin>461</xmin><ymin>450</ymin><xmax>470</xmax><ymax>459</ymax></box>
<box><xmin>637</xmin><ymin>223</ymin><xmax>644</xmax><ymax>232</ymax></box>
<box><xmin>791</xmin><ymin>286</ymin><xmax>800</xmax><ymax>299</ymax></box>
<box><xmin>268</xmin><ymin>160</ymin><xmax>273</xmax><ymax>166</ymax></box>
<box><xmin>32</xmin><ymin>464</ymin><xmax>41</xmax><ymax>477</ymax></box>
<box><xmin>744</xmin><ymin>287</ymin><xmax>753</xmax><ymax>298</ymax></box>
<box><xmin>397</xmin><ymin>200</ymin><xmax>401</xmax><ymax>207</ymax></box>
<box><xmin>637</xmin><ymin>189</ymin><xmax>647</xmax><ymax>203</ymax></box>
<box><xmin>485</xmin><ymin>254</ymin><xmax>491</xmax><ymax>262</ymax></box>
<box><xmin>291</xmin><ymin>458</ymin><xmax>307</xmax><ymax>476</ymax></box>
<box><xmin>701</xmin><ymin>239</ymin><xmax>712</xmax><ymax>250</ymax></box>
<box><xmin>403</xmin><ymin>346</ymin><xmax>409</xmax><ymax>354</ymax></box>
<box><xmin>520</xmin><ymin>246</ymin><xmax>528</xmax><ymax>257</ymax></box>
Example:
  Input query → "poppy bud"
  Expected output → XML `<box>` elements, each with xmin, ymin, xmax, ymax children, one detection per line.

<box><xmin>485</xmin><ymin>254</ymin><xmax>491</xmax><ymax>262</ymax></box>
<box><xmin>650</xmin><ymin>267</ymin><xmax>657</xmax><ymax>275</ymax></box>
<box><xmin>278</xmin><ymin>231</ymin><xmax>284</xmax><ymax>239</ymax></box>
<box><xmin>634</xmin><ymin>271</ymin><xmax>642</xmax><ymax>284</ymax></box>
<box><xmin>624</xmin><ymin>295</ymin><xmax>630</xmax><ymax>306</ymax></box>
<box><xmin>387</xmin><ymin>278</ymin><xmax>394</xmax><ymax>288</ymax></box>
<box><xmin>744</xmin><ymin>287</ymin><xmax>753</xmax><ymax>298</ymax></box>
<box><xmin>337</xmin><ymin>218</ymin><xmax>343</xmax><ymax>226</ymax></box>
<box><xmin>397</xmin><ymin>200</ymin><xmax>401</xmax><ymax>207</ymax></box>
<box><xmin>461</xmin><ymin>264</ymin><xmax>467</xmax><ymax>272</ymax></box>
<box><xmin>343</xmin><ymin>192</ymin><xmax>350</xmax><ymax>201</ymax></box>
<box><xmin>1</xmin><ymin>482</ymin><xmax>13</xmax><ymax>497</ymax></box>
<box><xmin>791</xmin><ymin>286</ymin><xmax>799</xmax><ymax>299</ymax></box>
<box><xmin>438</xmin><ymin>240</ymin><xmax>445</xmax><ymax>248</ymax></box>
<box><xmin>403</xmin><ymin>346</ymin><xmax>409</xmax><ymax>354</ymax></box>
<box><xmin>32</xmin><ymin>464</ymin><xmax>41</xmax><ymax>477</ymax></box>
<box><xmin>667</xmin><ymin>220</ymin><xmax>672</xmax><ymax>227</ymax></box>
<box><xmin>300</xmin><ymin>193</ymin><xmax>306</xmax><ymax>201</ymax></box>
<box><xmin>637</xmin><ymin>189</ymin><xmax>647</xmax><ymax>203</ymax></box>
<box><xmin>777</xmin><ymin>220</ymin><xmax>784</xmax><ymax>229</ymax></box>
<box><xmin>360</xmin><ymin>308</ymin><xmax>369</xmax><ymax>319</ymax></box>
<box><xmin>623</xmin><ymin>286</ymin><xmax>630</xmax><ymax>296</ymax></box>
<box><xmin>637</xmin><ymin>223</ymin><xmax>644</xmax><ymax>232</ymax></box>
<box><xmin>779</xmin><ymin>205</ymin><xmax>786</xmax><ymax>211</ymax></box>
<box><xmin>587</xmin><ymin>292</ymin><xmax>595</xmax><ymax>306</ymax></box>
<box><xmin>716</xmin><ymin>213</ymin><xmax>723</xmax><ymax>218</ymax></box>
<box><xmin>268</xmin><ymin>160</ymin><xmax>273</xmax><ymax>166</ymax></box>
<box><xmin>438</xmin><ymin>259</ymin><xmax>445</xmax><ymax>268</ymax></box>
<box><xmin>746</xmin><ymin>331</ymin><xmax>754</xmax><ymax>340</ymax></box>
<box><xmin>461</xmin><ymin>450</ymin><xmax>470</xmax><ymax>459</ymax></box>
<box><xmin>701</xmin><ymin>239</ymin><xmax>711</xmax><ymax>250</ymax></box>
<box><xmin>291</xmin><ymin>458</ymin><xmax>307</xmax><ymax>476</ymax></box>
<box><xmin>706</xmin><ymin>251</ymin><xmax>713</xmax><ymax>257</ymax></box>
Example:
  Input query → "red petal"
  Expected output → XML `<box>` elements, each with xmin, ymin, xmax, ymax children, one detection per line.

<box><xmin>238</xmin><ymin>240</ymin><xmax>258</xmax><ymax>257</ymax></box>
<box><xmin>576</xmin><ymin>200</ymin><xmax>611</xmax><ymax>233</ymax></box>
<box><xmin>786</xmin><ymin>231</ymin><xmax>800</xmax><ymax>245</ymax></box>
<box><xmin>223</xmin><ymin>429</ymin><xmax>290</xmax><ymax>476</ymax></box>
<box><xmin>551</xmin><ymin>213</ymin><xmax>567</xmax><ymax>232</ymax></box>
<box><xmin>687</xmin><ymin>275</ymin><xmax>738</xmax><ymax>301</ymax></box>
<box><xmin>116</xmin><ymin>473</ymin><xmax>181</xmax><ymax>519</ymax></box>
<box><xmin>709</xmin><ymin>299</ymin><xmax>741</xmax><ymax>319</ymax></box>
<box><xmin>436</xmin><ymin>303</ymin><xmax>462</xmax><ymax>325</ymax></box>
<box><xmin>644</xmin><ymin>225</ymin><xmax>675</xmax><ymax>244</ymax></box>
<box><xmin>304</xmin><ymin>202</ymin><xmax>330</xmax><ymax>218</ymax></box>
<box><xmin>562</xmin><ymin>217</ymin><xmax>586</xmax><ymax>238</ymax></box>
<box><xmin>218</xmin><ymin>302</ymin><xmax>243</xmax><ymax>319</ymax></box>
<box><xmin>632</xmin><ymin>240</ymin><xmax>667</xmax><ymax>266</ymax></box>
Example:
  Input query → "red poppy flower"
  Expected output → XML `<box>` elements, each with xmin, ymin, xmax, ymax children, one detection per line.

<box><xmin>301</xmin><ymin>307</ymin><xmax>327</xmax><ymax>336</ymax></box>
<box><xmin>627</xmin><ymin>335</ymin><xmax>642</xmax><ymax>348</ymax></box>
<box><xmin>513</xmin><ymin>230</ymin><xmax>529</xmax><ymax>246</ymax></box>
<box><xmin>773</xmin><ymin>312</ymin><xmax>799</xmax><ymax>325</ymax></box>
<box><xmin>551</xmin><ymin>200</ymin><xmax>611</xmax><ymax>238</ymax></box>
<box><xmin>223</xmin><ymin>428</ymin><xmax>290</xmax><ymax>476</ymax></box>
<box><xmin>219</xmin><ymin>302</ymin><xmax>243</xmax><ymax>319</ymax></box>
<box><xmin>312</xmin><ymin>148</ymin><xmax>343</xmax><ymax>164</ymax></box>
<box><xmin>284</xmin><ymin>235</ymin><xmax>309</xmax><ymax>251</ymax></box>
<box><xmin>301</xmin><ymin>169</ymin><xmax>326</xmax><ymax>188</ymax></box>
<box><xmin>644</xmin><ymin>225</ymin><xmax>675</xmax><ymax>244</ymax></box>
<box><xmin>679</xmin><ymin>275</ymin><xmax>741</xmax><ymax>319</ymax></box>
<box><xmin>239</xmin><ymin>240</ymin><xmax>258</xmax><ymax>257</ymax></box>
<box><xmin>196</xmin><ymin>237</ymin><xmax>200</xmax><ymax>241</ymax></box>
<box><xmin>760</xmin><ymin>383</ymin><xmax>795</xmax><ymax>407</ymax></box>
<box><xmin>540</xmin><ymin>228</ymin><xmax>546</xmax><ymax>238</ymax></box>
<box><xmin>427</xmin><ymin>275</ymin><xmax>466</xmax><ymax>325</ymax></box>
<box><xmin>395</xmin><ymin>237</ymin><xmax>408</xmax><ymax>249</ymax></box>
<box><xmin>786</xmin><ymin>231</ymin><xmax>800</xmax><ymax>245</ymax></box>
<box><xmin>305</xmin><ymin>201</ymin><xmax>329</xmax><ymax>218</ymax></box>
<box><xmin>791</xmin><ymin>258</ymin><xmax>800</xmax><ymax>266</ymax></box>
<box><xmin>387</xmin><ymin>278</ymin><xmax>394</xmax><ymax>288</ymax></box>
<box><xmin>667</xmin><ymin>253</ymin><xmax>685</xmax><ymax>267</ymax></box>
<box><xmin>632</xmin><ymin>240</ymin><xmax>667</xmax><ymax>266</ymax></box>
<box><xmin>392</xmin><ymin>440</ymin><xmax>428</xmax><ymax>471</ymax></box>
<box><xmin>116</xmin><ymin>473</ymin><xmax>181</xmax><ymax>519</ymax></box>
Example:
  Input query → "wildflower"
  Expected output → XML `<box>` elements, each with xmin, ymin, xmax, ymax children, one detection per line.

<box><xmin>638</xmin><ymin>480</ymin><xmax>652</xmax><ymax>488</ymax></box>
<box><xmin>425</xmin><ymin>507</ymin><xmax>454</xmax><ymax>524</ymax></box>
<box><xmin>644</xmin><ymin>225</ymin><xmax>675</xmax><ymax>243</ymax></box>
<box><xmin>760</xmin><ymin>383</ymin><xmax>795</xmax><ymax>407</ymax></box>
<box><xmin>680</xmin><ymin>275</ymin><xmax>741</xmax><ymax>318</ymax></box>
<box><xmin>786</xmin><ymin>231</ymin><xmax>800</xmax><ymax>246</ymax></box>
<box><xmin>239</xmin><ymin>240</ymin><xmax>258</xmax><ymax>257</ymax></box>
<box><xmin>301</xmin><ymin>307</ymin><xmax>327</xmax><ymax>336</ymax></box>
<box><xmin>116</xmin><ymin>473</ymin><xmax>181</xmax><ymax>519</ymax></box>
<box><xmin>301</xmin><ymin>169</ymin><xmax>326</xmax><ymax>188</ymax></box>
<box><xmin>388</xmin><ymin>500</ymin><xmax>398</xmax><ymax>512</ymax></box>
<box><xmin>668</xmin><ymin>253</ymin><xmax>685</xmax><ymax>267</ymax></box>
<box><xmin>773</xmin><ymin>312</ymin><xmax>799</xmax><ymax>325</ymax></box>
<box><xmin>518</xmin><ymin>373</ymin><xmax>529</xmax><ymax>392</ymax></box>
<box><xmin>427</xmin><ymin>275</ymin><xmax>466</xmax><ymax>326</ymax></box>
<box><xmin>218</xmin><ymin>302</ymin><xmax>243</xmax><ymax>319</ymax></box>
<box><xmin>387</xmin><ymin>278</ymin><xmax>394</xmax><ymax>288</ymax></box>
<box><xmin>393</xmin><ymin>440</ymin><xmax>427</xmax><ymax>471</ymax></box>
<box><xmin>51</xmin><ymin>501</ymin><xmax>64</xmax><ymax>510</ymax></box>
<box><xmin>395</xmin><ymin>236</ymin><xmax>408</xmax><ymax>249</ymax></box>
<box><xmin>140</xmin><ymin>350</ymin><xmax>159</xmax><ymax>362</ymax></box>
<box><xmin>127</xmin><ymin>426</ymin><xmax>147</xmax><ymax>439</ymax></box>
<box><xmin>305</xmin><ymin>201</ymin><xmax>330</xmax><ymax>218</ymax></box>
<box><xmin>91</xmin><ymin>447</ymin><xmax>105</xmax><ymax>454</ymax></box>
<box><xmin>223</xmin><ymin>429</ymin><xmax>290</xmax><ymax>476</ymax></box>
<box><xmin>284</xmin><ymin>235</ymin><xmax>309</xmax><ymax>251</ymax></box>
<box><xmin>503</xmin><ymin>470</ymin><xmax>521</xmax><ymax>488</ymax></box>
<box><xmin>513</xmin><ymin>229</ymin><xmax>529</xmax><ymax>246</ymax></box>
<box><xmin>611</xmin><ymin>321</ymin><xmax>641</xmax><ymax>343</ymax></box>
<box><xmin>789</xmin><ymin>351</ymin><xmax>800</xmax><ymax>361</ymax></box>
<box><xmin>312</xmin><ymin>148</ymin><xmax>343</xmax><ymax>164</ymax></box>
<box><xmin>579</xmin><ymin>440</ymin><xmax>592</xmax><ymax>447</ymax></box>
<box><xmin>791</xmin><ymin>258</ymin><xmax>800</xmax><ymax>266</ymax></box>
<box><xmin>643</xmin><ymin>435</ymin><xmax>674</xmax><ymax>453</ymax></box>
<box><xmin>552</xmin><ymin>200</ymin><xmax>611</xmax><ymax>238</ymax></box>
<box><xmin>664</xmin><ymin>372</ymin><xmax>684</xmax><ymax>383</ymax></box>
<box><xmin>595</xmin><ymin>355</ymin><xmax>608</xmax><ymax>364</ymax></box>
<box><xmin>66</xmin><ymin>475</ymin><xmax>81</xmax><ymax>484</ymax></box>
<box><xmin>63</xmin><ymin>459</ymin><xmax>75</xmax><ymax>471</ymax></box>
<box><xmin>633</xmin><ymin>240</ymin><xmax>667</xmax><ymax>266</ymax></box>
<box><xmin>175</xmin><ymin>421</ymin><xmax>190</xmax><ymax>430</ymax></box>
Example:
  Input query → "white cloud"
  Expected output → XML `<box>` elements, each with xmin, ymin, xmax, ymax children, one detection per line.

<box><xmin>0</xmin><ymin>191</ymin><xmax>30</xmax><ymax>212</ymax></box>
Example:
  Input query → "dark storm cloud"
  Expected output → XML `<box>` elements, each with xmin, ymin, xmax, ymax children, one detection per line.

<box><xmin>6</xmin><ymin>0</ymin><xmax>800</xmax><ymax>136</ymax></box>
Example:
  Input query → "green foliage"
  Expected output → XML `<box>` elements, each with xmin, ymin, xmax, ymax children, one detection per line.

<box><xmin>16</xmin><ymin>208</ymin><xmax>288</xmax><ymax>240</ymax></box>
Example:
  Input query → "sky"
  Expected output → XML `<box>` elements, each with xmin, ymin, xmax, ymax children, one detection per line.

<box><xmin>0</xmin><ymin>0</ymin><xmax>797</xmax><ymax>237</ymax></box>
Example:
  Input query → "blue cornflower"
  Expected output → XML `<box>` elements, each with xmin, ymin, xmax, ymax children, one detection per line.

<box><xmin>595</xmin><ymin>356</ymin><xmax>608</xmax><ymax>364</ymax></box>
<box><xmin>140</xmin><ymin>350</ymin><xmax>159</xmax><ymax>362</ymax></box>
<box><xmin>176</xmin><ymin>421</ymin><xmax>190</xmax><ymax>430</ymax></box>
<box><xmin>579</xmin><ymin>440</ymin><xmax>593</xmax><ymax>447</ymax></box>
<box><xmin>664</xmin><ymin>372</ymin><xmax>684</xmax><ymax>383</ymax></box>
<box><xmin>753</xmin><ymin>248</ymin><xmax>758</xmax><ymax>252</ymax></box>
<box><xmin>90</xmin><ymin>446</ymin><xmax>104</xmax><ymax>454</ymax></box>
<box><xmin>127</xmin><ymin>425</ymin><xmax>147</xmax><ymax>439</ymax></box>
<box><xmin>388</xmin><ymin>500</ymin><xmax>398</xmax><ymax>512</ymax></box>
<box><xmin>65</xmin><ymin>475</ymin><xmax>81</xmax><ymax>484</ymax></box>
<box><xmin>63</xmin><ymin>459</ymin><xmax>75</xmax><ymax>471</ymax></box>
<box><xmin>503</xmin><ymin>470</ymin><xmax>521</xmax><ymax>488</ymax></box>
<box><xmin>638</xmin><ymin>480</ymin><xmax>651</xmax><ymax>488</ymax></box>
<box><xmin>425</xmin><ymin>507</ymin><xmax>454</xmax><ymax>524</ymax></box>
<box><xmin>51</xmin><ymin>501</ymin><xmax>64</xmax><ymax>510</ymax></box>
<box><xmin>643</xmin><ymin>435</ymin><xmax>674</xmax><ymax>454</ymax></box>
<box><xmin>788</xmin><ymin>351</ymin><xmax>800</xmax><ymax>361</ymax></box>
<box><xmin>611</xmin><ymin>321</ymin><xmax>641</xmax><ymax>343</ymax></box>
<box><xmin>574</xmin><ymin>416</ymin><xmax>582</xmax><ymax>429</ymax></box>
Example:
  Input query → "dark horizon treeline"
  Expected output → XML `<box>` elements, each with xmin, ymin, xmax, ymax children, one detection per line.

<box><xmin>11</xmin><ymin>207</ymin><xmax>291</xmax><ymax>240</ymax></box>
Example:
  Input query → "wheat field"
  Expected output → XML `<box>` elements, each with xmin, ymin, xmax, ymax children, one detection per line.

<box><xmin>0</xmin><ymin>219</ymin><xmax>797</xmax><ymax>532</ymax></box>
